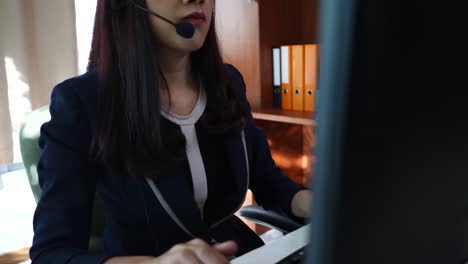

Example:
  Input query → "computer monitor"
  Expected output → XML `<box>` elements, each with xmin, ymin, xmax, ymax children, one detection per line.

<box><xmin>307</xmin><ymin>0</ymin><xmax>467</xmax><ymax>264</ymax></box>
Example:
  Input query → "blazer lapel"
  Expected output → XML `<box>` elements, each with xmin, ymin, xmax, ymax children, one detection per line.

<box><xmin>143</xmin><ymin>130</ymin><xmax>250</xmax><ymax>236</ymax></box>
<box><xmin>203</xmin><ymin>130</ymin><xmax>249</xmax><ymax>226</ymax></box>
<box><xmin>225</xmin><ymin>131</ymin><xmax>249</xmax><ymax>201</ymax></box>
<box><xmin>145</xmin><ymin>162</ymin><xmax>211</xmax><ymax>240</ymax></box>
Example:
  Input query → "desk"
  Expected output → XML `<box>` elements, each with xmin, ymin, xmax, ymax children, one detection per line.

<box><xmin>231</xmin><ymin>224</ymin><xmax>310</xmax><ymax>264</ymax></box>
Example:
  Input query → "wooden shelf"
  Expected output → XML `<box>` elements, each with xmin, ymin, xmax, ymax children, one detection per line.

<box><xmin>252</xmin><ymin>108</ymin><xmax>316</xmax><ymax>126</ymax></box>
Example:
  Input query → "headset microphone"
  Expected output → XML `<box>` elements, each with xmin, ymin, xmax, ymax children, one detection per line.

<box><xmin>131</xmin><ymin>0</ymin><xmax>195</xmax><ymax>39</ymax></box>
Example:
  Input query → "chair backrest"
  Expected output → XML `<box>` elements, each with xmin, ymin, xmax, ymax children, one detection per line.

<box><xmin>19</xmin><ymin>105</ymin><xmax>104</xmax><ymax>251</ymax></box>
<box><xmin>19</xmin><ymin>105</ymin><xmax>50</xmax><ymax>202</ymax></box>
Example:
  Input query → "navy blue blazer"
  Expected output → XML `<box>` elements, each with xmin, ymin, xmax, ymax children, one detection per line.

<box><xmin>30</xmin><ymin>64</ymin><xmax>306</xmax><ymax>263</ymax></box>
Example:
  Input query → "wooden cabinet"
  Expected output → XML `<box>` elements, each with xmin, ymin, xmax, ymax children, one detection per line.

<box><xmin>216</xmin><ymin>0</ymin><xmax>319</xmax><ymax>234</ymax></box>
<box><xmin>216</xmin><ymin>0</ymin><xmax>319</xmax><ymax>184</ymax></box>
<box><xmin>216</xmin><ymin>0</ymin><xmax>318</xmax><ymax>110</ymax></box>
<box><xmin>258</xmin><ymin>0</ymin><xmax>318</xmax><ymax>110</ymax></box>
<box><xmin>215</xmin><ymin>0</ymin><xmax>261</xmax><ymax>108</ymax></box>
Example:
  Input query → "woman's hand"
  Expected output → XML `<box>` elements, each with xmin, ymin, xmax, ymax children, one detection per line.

<box><xmin>144</xmin><ymin>239</ymin><xmax>238</xmax><ymax>264</ymax></box>
<box><xmin>105</xmin><ymin>239</ymin><xmax>237</xmax><ymax>264</ymax></box>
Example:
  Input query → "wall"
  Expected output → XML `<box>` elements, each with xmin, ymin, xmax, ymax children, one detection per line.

<box><xmin>23</xmin><ymin>0</ymin><xmax>79</xmax><ymax>109</ymax></box>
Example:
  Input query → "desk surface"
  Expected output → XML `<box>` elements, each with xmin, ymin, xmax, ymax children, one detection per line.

<box><xmin>231</xmin><ymin>224</ymin><xmax>310</xmax><ymax>264</ymax></box>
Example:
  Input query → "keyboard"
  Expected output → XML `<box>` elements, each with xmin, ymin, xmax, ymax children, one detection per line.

<box><xmin>276</xmin><ymin>247</ymin><xmax>306</xmax><ymax>264</ymax></box>
<box><xmin>230</xmin><ymin>225</ymin><xmax>310</xmax><ymax>264</ymax></box>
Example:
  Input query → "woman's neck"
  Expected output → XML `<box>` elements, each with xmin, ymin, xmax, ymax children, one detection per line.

<box><xmin>157</xmin><ymin>47</ymin><xmax>194</xmax><ymax>90</ymax></box>
<box><xmin>157</xmin><ymin>47</ymin><xmax>200</xmax><ymax>115</ymax></box>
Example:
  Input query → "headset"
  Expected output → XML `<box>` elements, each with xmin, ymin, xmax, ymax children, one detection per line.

<box><xmin>130</xmin><ymin>0</ymin><xmax>195</xmax><ymax>39</ymax></box>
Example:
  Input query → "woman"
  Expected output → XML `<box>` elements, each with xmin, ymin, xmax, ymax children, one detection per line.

<box><xmin>30</xmin><ymin>0</ymin><xmax>312</xmax><ymax>263</ymax></box>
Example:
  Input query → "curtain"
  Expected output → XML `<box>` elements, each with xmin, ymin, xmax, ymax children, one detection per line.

<box><xmin>0</xmin><ymin>0</ymin><xmax>79</xmax><ymax>165</ymax></box>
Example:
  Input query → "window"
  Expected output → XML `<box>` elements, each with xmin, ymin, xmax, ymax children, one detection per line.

<box><xmin>74</xmin><ymin>0</ymin><xmax>97</xmax><ymax>74</ymax></box>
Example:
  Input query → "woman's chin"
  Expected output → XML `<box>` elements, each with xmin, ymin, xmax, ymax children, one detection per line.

<box><xmin>176</xmin><ymin>41</ymin><xmax>205</xmax><ymax>53</ymax></box>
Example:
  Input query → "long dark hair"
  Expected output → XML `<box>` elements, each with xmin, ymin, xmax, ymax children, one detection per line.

<box><xmin>88</xmin><ymin>0</ymin><xmax>245</xmax><ymax>178</ymax></box>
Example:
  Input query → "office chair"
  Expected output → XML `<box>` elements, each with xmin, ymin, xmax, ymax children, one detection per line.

<box><xmin>18</xmin><ymin>105</ymin><xmax>104</xmax><ymax>251</ymax></box>
<box><xmin>19</xmin><ymin>106</ymin><xmax>303</xmax><ymax>250</ymax></box>
<box><xmin>18</xmin><ymin>105</ymin><xmax>49</xmax><ymax>202</ymax></box>
<box><xmin>239</xmin><ymin>205</ymin><xmax>303</xmax><ymax>234</ymax></box>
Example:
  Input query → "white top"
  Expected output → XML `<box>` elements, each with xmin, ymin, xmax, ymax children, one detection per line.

<box><xmin>160</xmin><ymin>87</ymin><xmax>208</xmax><ymax>215</ymax></box>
